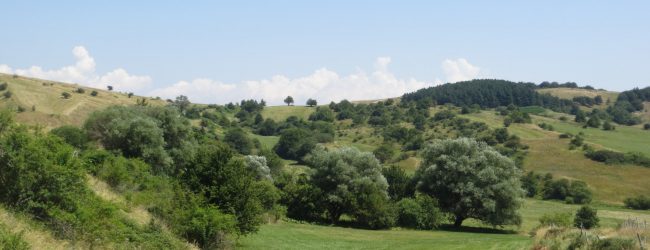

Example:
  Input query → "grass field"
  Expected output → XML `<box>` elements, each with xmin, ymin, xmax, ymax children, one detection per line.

<box><xmin>239</xmin><ymin>199</ymin><xmax>650</xmax><ymax>250</ymax></box>
<box><xmin>0</xmin><ymin>73</ymin><xmax>165</xmax><ymax>128</ymax></box>
<box><xmin>537</xmin><ymin>88</ymin><xmax>619</xmax><ymax>110</ymax></box>
<box><xmin>262</xmin><ymin>105</ymin><xmax>315</xmax><ymax>122</ymax></box>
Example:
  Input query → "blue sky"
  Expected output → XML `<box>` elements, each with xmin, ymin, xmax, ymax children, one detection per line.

<box><xmin>1</xmin><ymin>1</ymin><xmax>649</xmax><ymax>104</ymax></box>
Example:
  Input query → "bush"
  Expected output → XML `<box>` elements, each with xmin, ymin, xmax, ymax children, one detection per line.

<box><xmin>90</xmin><ymin>90</ymin><xmax>98</xmax><ymax>96</ymax></box>
<box><xmin>61</xmin><ymin>92</ymin><xmax>72</xmax><ymax>99</ymax></box>
<box><xmin>50</xmin><ymin>125</ymin><xmax>89</xmax><ymax>149</ymax></box>
<box><xmin>574</xmin><ymin>206</ymin><xmax>599</xmax><ymax>229</ymax></box>
<box><xmin>274</xmin><ymin>128</ymin><xmax>316</xmax><ymax>161</ymax></box>
<box><xmin>592</xmin><ymin>238</ymin><xmax>634</xmax><ymax>250</ymax></box>
<box><xmin>3</xmin><ymin>91</ymin><xmax>12</xmax><ymax>98</ymax></box>
<box><xmin>0</xmin><ymin>82</ymin><xmax>7</xmax><ymax>91</ymax></box>
<box><xmin>585</xmin><ymin>150</ymin><xmax>627</xmax><ymax>164</ymax></box>
<box><xmin>75</xmin><ymin>88</ymin><xmax>85</xmax><ymax>94</ymax></box>
<box><xmin>623</xmin><ymin>195</ymin><xmax>650</xmax><ymax>210</ymax></box>
<box><xmin>539</xmin><ymin>212</ymin><xmax>572</xmax><ymax>227</ymax></box>
<box><xmin>645</xmin><ymin>123</ymin><xmax>650</xmax><ymax>130</ymax></box>
<box><xmin>224</xmin><ymin>128</ymin><xmax>253</xmax><ymax>155</ymax></box>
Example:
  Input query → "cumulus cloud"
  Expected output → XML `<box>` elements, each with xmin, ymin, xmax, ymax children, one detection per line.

<box><xmin>442</xmin><ymin>58</ymin><xmax>481</xmax><ymax>83</ymax></box>
<box><xmin>150</xmin><ymin>57</ymin><xmax>437</xmax><ymax>105</ymax></box>
<box><xmin>0</xmin><ymin>46</ymin><xmax>151</xmax><ymax>92</ymax></box>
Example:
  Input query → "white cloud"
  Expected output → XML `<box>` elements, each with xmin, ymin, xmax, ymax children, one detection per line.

<box><xmin>150</xmin><ymin>57</ymin><xmax>438</xmax><ymax>105</ymax></box>
<box><xmin>442</xmin><ymin>58</ymin><xmax>481</xmax><ymax>83</ymax></box>
<box><xmin>0</xmin><ymin>46</ymin><xmax>151</xmax><ymax>92</ymax></box>
<box><xmin>2</xmin><ymin>47</ymin><xmax>484</xmax><ymax>105</ymax></box>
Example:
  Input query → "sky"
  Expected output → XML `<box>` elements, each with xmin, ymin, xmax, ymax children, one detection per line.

<box><xmin>1</xmin><ymin>1</ymin><xmax>649</xmax><ymax>105</ymax></box>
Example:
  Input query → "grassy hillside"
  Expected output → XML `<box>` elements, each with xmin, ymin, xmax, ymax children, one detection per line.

<box><xmin>537</xmin><ymin>87</ymin><xmax>619</xmax><ymax>108</ymax></box>
<box><xmin>461</xmin><ymin>110</ymin><xmax>650</xmax><ymax>204</ymax></box>
<box><xmin>262</xmin><ymin>105</ymin><xmax>315</xmax><ymax>122</ymax></box>
<box><xmin>0</xmin><ymin>73</ymin><xmax>165</xmax><ymax>128</ymax></box>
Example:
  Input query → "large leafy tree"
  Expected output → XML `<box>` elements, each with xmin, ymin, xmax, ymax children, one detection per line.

<box><xmin>305</xmin><ymin>147</ymin><xmax>394</xmax><ymax>228</ymax></box>
<box><xmin>284</xmin><ymin>96</ymin><xmax>294</xmax><ymax>106</ymax></box>
<box><xmin>414</xmin><ymin>138</ymin><xmax>524</xmax><ymax>227</ymax></box>
<box><xmin>274</xmin><ymin>128</ymin><xmax>316</xmax><ymax>161</ymax></box>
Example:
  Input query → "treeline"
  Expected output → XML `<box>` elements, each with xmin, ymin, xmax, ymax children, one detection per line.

<box><xmin>401</xmin><ymin>79</ymin><xmax>576</xmax><ymax>113</ymax></box>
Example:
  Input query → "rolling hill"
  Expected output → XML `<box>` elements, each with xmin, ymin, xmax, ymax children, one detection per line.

<box><xmin>0</xmin><ymin>73</ymin><xmax>166</xmax><ymax>129</ymax></box>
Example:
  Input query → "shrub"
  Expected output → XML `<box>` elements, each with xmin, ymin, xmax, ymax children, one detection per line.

<box><xmin>592</xmin><ymin>238</ymin><xmax>634</xmax><ymax>250</ymax></box>
<box><xmin>61</xmin><ymin>92</ymin><xmax>72</xmax><ymax>99</ymax></box>
<box><xmin>224</xmin><ymin>128</ymin><xmax>253</xmax><ymax>155</ymax></box>
<box><xmin>75</xmin><ymin>88</ymin><xmax>85</xmax><ymax>93</ymax></box>
<box><xmin>382</xmin><ymin>165</ymin><xmax>414</xmax><ymax>201</ymax></box>
<box><xmin>645</xmin><ymin>123</ymin><xmax>650</xmax><ymax>130</ymax></box>
<box><xmin>585</xmin><ymin>150</ymin><xmax>626</xmax><ymax>164</ymax></box>
<box><xmin>274</xmin><ymin>128</ymin><xmax>316</xmax><ymax>161</ymax></box>
<box><xmin>50</xmin><ymin>125</ymin><xmax>89</xmax><ymax>149</ymax></box>
<box><xmin>373</xmin><ymin>143</ymin><xmax>395</xmax><ymax>163</ymax></box>
<box><xmin>623</xmin><ymin>195</ymin><xmax>650</xmax><ymax>210</ymax></box>
<box><xmin>90</xmin><ymin>90</ymin><xmax>98</xmax><ymax>96</ymax></box>
<box><xmin>0</xmin><ymin>82</ymin><xmax>7</xmax><ymax>91</ymax></box>
<box><xmin>3</xmin><ymin>91</ymin><xmax>12</xmax><ymax>98</ymax></box>
<box><xmin>574</xmin><ymin>206</ymin><xmax>599</xmax><ymax>229</ymax></box>
<box><xmin>539</xmin><ymin>212</ymin><xmax>572</xmax><ymax>227</ymax></box>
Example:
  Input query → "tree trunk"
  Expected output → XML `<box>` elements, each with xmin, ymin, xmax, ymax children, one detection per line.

<box><xmin>453</xmin><ymin>216</ymin><xmax>465</xmax><ymax>228</ymax></box>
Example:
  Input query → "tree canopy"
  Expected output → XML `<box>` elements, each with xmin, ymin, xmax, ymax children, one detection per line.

<box><xmin>414</xmin><ymin>138</ymin><xmax>524</xmax><ymax>227</ymax></box>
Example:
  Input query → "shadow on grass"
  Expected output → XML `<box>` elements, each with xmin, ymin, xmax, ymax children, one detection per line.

<box><xmin>438</xmin><ymin>224</ymin><xmax>519</xmax><ymax>234</ymax></box>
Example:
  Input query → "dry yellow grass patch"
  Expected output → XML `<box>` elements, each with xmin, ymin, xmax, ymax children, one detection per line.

<box><xmin>0</xmin><ymin>207</ymin><xmax>73</xmax><ymax>249</ymax></box>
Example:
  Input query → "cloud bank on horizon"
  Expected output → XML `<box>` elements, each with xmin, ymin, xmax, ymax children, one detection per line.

<box><xmin>0</xmin><ymin>46</ymin><xmax>483</xmax><ymax>105</ymax></box>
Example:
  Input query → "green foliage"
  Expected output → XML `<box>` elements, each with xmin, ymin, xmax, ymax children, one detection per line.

<box><xmin>75</xmin><ymin>87</ymin><xmax>85</xmax><ymax>94</ymax></box>
<box><xmin>575</xmin><ymin>110</ymin><xmax>587</xmax><ymax>123</ymax></box>
<box><xmin>541</xmin><ymin>178</ymin><xmax>592</xmax><ymax>204</ymax></box>
<box><xmin>90</xmin><ymin>90</ymin><xmax>98</xmax><ymax>96</ymax></box>
<box><xmin>305</xmin><ymin>147</ymin><xmax>394</xmax><ymax>228</ymax></box>
<box><xmin>224</xmin><ymin>127</ymin><xmax>253</xmax><ymax>155</ymax></box>
<box><xmin>538</xmin><ymin>212</ymin><xmax>572</xmax><ymax>227</ymax></box>
<box><xmin>602</xmin><ymin>121</ymin><xmax>615</xmax><ymax>131</ymax></box>
<box><xmin>592</xmin><ymin>238</ymin><xmax>635</xmax><ymax>250</ymax></box>
<box><xmin>3</xmin><ymin>91</ymin><xmax>12</xmax><ymax>98</ymax></box>
<box><xmin>181</xmin><ymin>141</ymin><xmax>274</xmax><ymax>235</ymax></box>
<box><xmin>644</xmin><ymin>123</ymin><xmax>650</xmax><ymax>130</ymax></box>
<box><xmin>623</xmin><ymin>195</ymin><xmax>650</xmax><ymax>210</ymax></box>
<box><xmin>0</xmin><ymin>82</ymin><xmax>7</xmax><ymax>91</ymax></box>
<box><xmin>274</xmin><ymin>128</ymin><xmax>316</xmax><ymax>161</ymax></box>
<box><xmin>586</xmin><ymin>116</ymin><xmax>601</xmax><ymax>128</ymax></box>
<box><xmin>50</xmin><ymin>125</ymin><xmax>89</xmax><ymax>149</ymax></box>
<box><xmin>373</xmin><ymin>143</ymin><xmax>395</xmax><ymax>163</ymax></box>
<box><xmin>308</xmin><ymin>106</ymin><xmax>335</xmax><ymax>122</ymax></box>
<box><xmin>395</xmin><ymin>195</ymin><xmax>443</xmax><ymax>230</ymax></box>
<box><xmin>414</xmin><ymin>138</ymin><xmax>524</xmax><ymax>227</ymax></box>
<box><xmin>0</xmin><ymin>224</ymin><xmax>29</xmax><ymax>250</ymax></box>
<box><xmin>244</xmin><ymin>155</ymin><xmax>273</xmax><ymax>181</ymax></box>
<box><xmin>574</xmin><ymin>206</ymin><xmax>599</xmax><ymax>229</ymax></box>
<box><xmin>382</xmin><ymin>165</ymin><xmax>413</xmax><ymax>201</ymax></box>
<box><xmin>306</xmin><ymin>98</ymin><xmax>317</xmax><ymax>107</ymax></box>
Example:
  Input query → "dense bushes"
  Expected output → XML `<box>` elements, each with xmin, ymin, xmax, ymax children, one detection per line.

<box><xmin>538</xmin><ymin>212</ymin><xmax>572</xmax><ymax>227</ymax></box>
<box><xmin>585</xmin><ymin>149</ymin><xmax>650</xmax><ymax>167</ymax></box>
<box><xmin>521</xmin><ymin>172</ymin><xmax>592</xmax><ymax>204</ymax></box>
<box><xmin>274</xmin><ymin>128</ymin><xmax>316</xmax><ymax>161</ymax></box>
<box><xmin>623</xmin><ymin>195</ymin><xmax>650</xmax><ymax>210</ymax></box>
<box><xmin>50</xmin><ymin>125</ymin><xmax>90</xmax><ymax>149</ymax></box>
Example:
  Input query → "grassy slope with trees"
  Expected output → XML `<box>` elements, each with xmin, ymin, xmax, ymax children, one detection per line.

<box><xmin>1</xmin><ymin>76</ymin><xmax>649</xmax><ymax>249</ymax></box>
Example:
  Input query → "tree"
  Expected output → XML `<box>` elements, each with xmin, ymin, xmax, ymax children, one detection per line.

<box><xmin>224</xmin><ymin>128</ymin><xmax>253</xmax><ymax>155</ymax></box>
<box><xmin>244</xmin><ymin>155</ymin><xmax>272</xmax><ymax>181</ymax></box>
<box><xmin>586</xmin><ymin>116</ymin><xmax>600</xmax><ymax>128</ymax></box>
<box><xmin>414</xmin><ymin>138</ymin><xmax>524</xmax><ymax>227</ymax></box>
<box><xmin>107</xmin><ymin>85</ymin><xmax>113</xmax><ymax>91</ymax></box>
<box><xmin>257</xmin><ymin>118</ymin><xmax>278</xmax><ymax>136</ymax></box>
<box><xmin>574</xmin><ymin>206</ymin><xmax>599</xmax><ymax>229</ymax></box>
<box><xmin>644</xmin><ymin>123</ymin><xmax>650</xmax><ymax>130</ymax></box>
<box><xmin>305</xmin><ymin>147</ymin><xmax>394</xmax><ymax>228</ymax></box>
<box><xmin>306</xmin><ymin>98</ymin><xmax>317</xmax><ymax>107</ymax></box>
<box><xmin>50</xmin><ymin>125</ymin><xmax>89</xmax><ymax>149</ymax></box>
<box><xmin>274</xmin><ymin>128</ymin><xmax>315</xmax><ymax>161</ymax></box>
<box><xmin>61</xmin><ymin>92</ymin><xmax>72</xmax><ymax>99</ymax></box>
<box><xmin>284</xmin><ymin>96</ymin><xmax>294</xmax><ymax>106</ymax></box>
<box><xmin>382</xmin><ymin>165</ymin><xmax>414</xmax><ymax>201</ymax></box>
<box><xmin>128</xmin><ymin>92</ymin><xmax>134</xmax><ymax>98</ymax></box>
<box><xmin>174</xmin><ymin>95</ymin><xmax>191</xmax><ymax>113</ymax></box>
<box><xmin>75</xmin><ymin>88</ymin><xmax>85</xmax><ymax>93</ymax></box>
<box><xmin>308</xmin><ymin>107</ymin><xmax>335</xmax><ymax>122</ymax></box>
<box><xmin>602</xmin><ymin>121</ymin><xmax>615</xmax><ymax>131</ymax></box>
<box><xmin>90</xmin><ymin>90</ymin><xmax>98</xmax><ymax>96</ymax></box>
<box><xmin>373</xmin><ymin>144</ymin><xmax>395</xmax><ymax>163</ymax></box>
<box><xmin>575</xmin><ymin>110</ymin><xmax>587</xmax><ymax>123</ymax></box>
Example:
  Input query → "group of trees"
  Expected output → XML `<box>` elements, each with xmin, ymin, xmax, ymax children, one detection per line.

<box><xmin>521</xmin><ymin>172</ymin><xmax>593</xmax><ymax>204</ymax></box>
<box><xmin>280</xmin><ymin>138</ymin><xmax>525</xmax><ymax>229</ymax></box>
